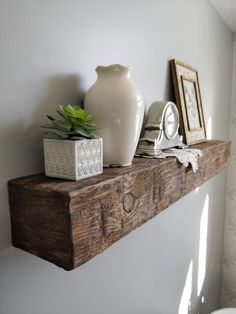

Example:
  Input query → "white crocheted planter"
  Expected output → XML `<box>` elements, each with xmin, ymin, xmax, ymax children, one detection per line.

<box><xmin>44</xmin><ymin>138</ymin><xmax>103</xmax><ymax>181</ymax></box>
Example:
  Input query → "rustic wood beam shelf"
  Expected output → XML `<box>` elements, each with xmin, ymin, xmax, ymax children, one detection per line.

<box><xmin>8</xmin><ymin>140</ymin><xmax>230</xmax><ymax>270</ymax></box>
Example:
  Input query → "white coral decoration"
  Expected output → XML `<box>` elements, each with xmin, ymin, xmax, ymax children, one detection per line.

<box><xmin>160</xmin><ymin>148</ymin><xmax>203</xmax><ymax>173</ymax></box>
<box><xmin>154</xmin><ymin>148</ymin><xmax>203</xmax><ymax>173</ymax></box>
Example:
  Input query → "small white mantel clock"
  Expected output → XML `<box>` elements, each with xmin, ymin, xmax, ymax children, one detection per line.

<box><xmin>136</xmin><ymin>101</ymin><xmax>184</xmax><ymax>156</ymax></box>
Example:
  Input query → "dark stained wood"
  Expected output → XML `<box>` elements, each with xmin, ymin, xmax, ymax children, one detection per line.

<box><xmin>8</xmin><ymin>140</ymin><xmax>230</xmax><ymax>270</ymax></box>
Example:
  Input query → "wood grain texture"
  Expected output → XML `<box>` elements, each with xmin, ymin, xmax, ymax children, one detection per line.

<box><xmin>8</xmin><ymin>140</ymin><xmax>230</xmax><ymax>270</ymax></box>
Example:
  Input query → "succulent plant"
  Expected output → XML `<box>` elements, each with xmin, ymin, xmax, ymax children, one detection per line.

<box><xmin>41</xmin><ymin>104</ymin><xmax>97</xmax><ymax>140</ymax></box>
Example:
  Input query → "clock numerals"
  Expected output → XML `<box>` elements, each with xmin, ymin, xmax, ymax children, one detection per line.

<box><xmin>164</xmin><ymin>104</ymin><xmax>179</xmax><ymax>139</ymax></box>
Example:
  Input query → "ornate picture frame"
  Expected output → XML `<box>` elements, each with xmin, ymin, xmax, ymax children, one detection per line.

<box><xmin>170</xmin><ymin>59</ymin><xmax>206</xmax><ymax>145</ymax></box>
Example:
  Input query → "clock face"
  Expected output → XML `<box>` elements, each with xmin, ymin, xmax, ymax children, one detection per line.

<box><xmin>164</xmin><ymin>103</ymin><xmax>179</xmax><ymax>139</ymax></box>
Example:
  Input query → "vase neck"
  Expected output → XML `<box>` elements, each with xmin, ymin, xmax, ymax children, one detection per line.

<box><xmin>96</xmin><ymin>64</ymin><xmax>130</xmax><ymax>78</ymax></box>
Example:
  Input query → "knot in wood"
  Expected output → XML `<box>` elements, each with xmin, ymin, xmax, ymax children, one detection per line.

<box><xmin>123</xmin><ymin>192</ymin><xmax>135</xmax><ymax>213</ymax></box>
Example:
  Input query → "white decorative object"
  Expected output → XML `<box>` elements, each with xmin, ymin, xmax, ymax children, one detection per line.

<box><xmin>211</xmin><ymin>309</ymin><xmax>236</xmax><ymax>314</ymax></box>
<box><xmin>136</xmin><ymin>101</ymin><xmax>184</xmax><ymax>156</ymax></box>
<box><xmin>136</xmin><ymin>147</ymin><xmax>202</xmax><ymax>173</ymax></box>
<box><xmin>44</xmin><ymin>138</ymin><xmax>103</xmax><ymax>180</ymax></box>
<box><xmin>84</xmin><ymin>64</ymin><xmax>144</xmax><ymax>167</ymax></box>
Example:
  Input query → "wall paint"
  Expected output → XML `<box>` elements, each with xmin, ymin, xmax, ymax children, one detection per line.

<box><xmin>0</xmin><ymin>1</ymin><xmax>233</xmax><ymax>313</ymax></box>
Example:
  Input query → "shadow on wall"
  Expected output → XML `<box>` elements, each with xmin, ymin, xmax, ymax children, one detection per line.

<box><xmin>35</xmin><ymin>74</ymin><xmax>86</xmax><ymax>120</ymax></box>
<box><xmin>0</xmin><ymin>74</ymin><xmax>85</xmax><ymax>250</ymax></box>
<box><xmin>140</xmin><ymin>61</ymin><xmax>175</xmax><ymax>137</ymax></box>
<box><xmin>165</xmin><ymin>60</ymin><xmax>175</xmax><ymax>102</ymax></box>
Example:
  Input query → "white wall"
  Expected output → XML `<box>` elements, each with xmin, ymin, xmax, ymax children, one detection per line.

<box><xmin>0</xmin><ymin>1</ymin><xmax>233</xmax><ymax>313</ymax></box>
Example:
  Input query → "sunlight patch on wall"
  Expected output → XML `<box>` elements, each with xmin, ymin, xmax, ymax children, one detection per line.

<box><xmin>207</xmin><ymin>117</ymin><xmax>212</xmax><ymax>139</ymax></box>
<box><xmin>178</xmin><ymin>260</ymin><xmax>193</xmax><ymax>314</ymax></box>
<box><xmin>197</xmin><ymin>194</ymin><xmax>209</xmax><ymax>296</ymax></box>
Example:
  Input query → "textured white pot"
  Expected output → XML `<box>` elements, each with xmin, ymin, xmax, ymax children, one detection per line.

<box><xmin>84</xmin><ymin>64</ymin><xmax>144</xmax><ymax>167</ymax></box>
<box><xmin>44</xmin><ymin>138</ymin><xmax>103</xmax><ymax>181</ymax></box>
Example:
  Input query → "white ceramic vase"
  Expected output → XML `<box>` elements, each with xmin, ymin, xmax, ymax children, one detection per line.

<box><xmin>84</xmin><ymin>64</ymin><xmax>144</xmax><ymax>167</ymax></box>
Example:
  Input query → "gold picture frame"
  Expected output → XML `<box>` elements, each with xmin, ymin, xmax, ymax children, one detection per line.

<box><xmin>170</xmin><ymin>59</ymin><xmax>206</xmax><ymax>145</ymax></box>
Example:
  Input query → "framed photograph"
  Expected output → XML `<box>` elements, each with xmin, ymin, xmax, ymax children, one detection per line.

<box><xmin>170</xmin><ymin>59</ymin><xmax>206</xmax><ymax>145</ymax></box>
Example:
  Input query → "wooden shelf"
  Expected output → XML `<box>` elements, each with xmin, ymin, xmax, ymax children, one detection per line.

<box><xmin>8</xmin><ymin>140</ymin><xmax>230</xmax><ymax>270</ymax></box>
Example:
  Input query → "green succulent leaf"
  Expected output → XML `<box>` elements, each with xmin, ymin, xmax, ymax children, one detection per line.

<box><xmin>44</xmin><ymin>131</ymin><xmax>68</xmax><ymax>139</ymax></box>
<box><xmin>73</xmin><ymin>126</ymin><xmax>92</xmax><ymax>138</ymax></box>
<box><xmin>41</xmin><ymin>104</ymin><xmax>97</xmax><ymax>140</ymax></box>
<box><xmin>46</xmin><ymin>115</ymin><xmax>55</xmax><ymax>121</ymax></box>
<box><xmin>53</xmin><ymin>120</ymin><xmax>72</xmax><ymax>131</ymax></box>
<box><xmin>41</xmin><ymin>123</ymin><xmax>56</xmax><ymax>129</ymax></box>
<box><xmin>81</xmin><ymin>124</ymin><xmax>97</xmax><ymax>131</ymax></box>
<box><xmin>69</xmin><ymin>136</ymin><xmax>85</xmax><ymax>140</ymax></box>
<box><xmin>56</xmin><ymin>108</ymin><xmax>68</xmax><ymax>120</ymax></box>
